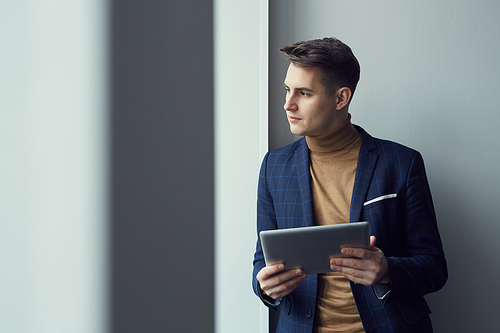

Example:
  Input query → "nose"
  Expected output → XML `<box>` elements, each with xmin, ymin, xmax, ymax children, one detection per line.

<box><xmin>284</xmin><ymin>94</ymin><xmax>297</xmax><ymax>112</ymax></box>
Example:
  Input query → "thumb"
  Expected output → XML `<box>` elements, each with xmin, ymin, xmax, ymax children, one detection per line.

<box><xmin>370</xmin><ymin>235</ymin><xmax>376</xmax><ymax>251</ymax></box>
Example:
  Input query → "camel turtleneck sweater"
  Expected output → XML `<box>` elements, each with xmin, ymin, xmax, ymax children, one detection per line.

<box><xmin>306</xmin><ymin>114</ymin><xmax>364</xmax><ymax>333</ymax></box>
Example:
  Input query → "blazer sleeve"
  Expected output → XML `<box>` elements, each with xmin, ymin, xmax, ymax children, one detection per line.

<box><xmin>384</xmin><ymin>151</ymin><xmax>448</xmax><ymax>301</ymax></box>
<box><xmin>252</xmin><ymin>152</ymin><xmax>278</xmax><ymax>302</ymax></box>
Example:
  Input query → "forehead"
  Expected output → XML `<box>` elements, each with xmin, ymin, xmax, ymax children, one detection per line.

<box><xmin>284</xmin><ymin>63</ymin><xmax>325</xmax><ymax>91</ymax></box>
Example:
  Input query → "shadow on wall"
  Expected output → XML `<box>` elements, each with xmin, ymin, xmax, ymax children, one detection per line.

<box><xmin>269</xmin><ymin>0</ymin><xmax>300</xmax><ymax>152</ymax></box>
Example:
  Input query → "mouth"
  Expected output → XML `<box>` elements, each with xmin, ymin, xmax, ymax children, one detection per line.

<box><xmin>288</xmin><ymin>116</ymin><xmax>301</xmax><ymax>123</ymax></box>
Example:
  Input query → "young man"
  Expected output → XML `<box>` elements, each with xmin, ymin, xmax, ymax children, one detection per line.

<box><xmin>252</xmin><ymin>38</ymin><xmax>447</xmax><ymax>333</ymax></box>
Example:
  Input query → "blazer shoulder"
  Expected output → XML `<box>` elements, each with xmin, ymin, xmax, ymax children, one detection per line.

<box><xmin>357</xmin><ymin>126</ymin><xmax>420</xmax><ymax>161</ymax></box>
<box><xmin>374</xmin><ymin>137</ymin><xmax>418</xmax><ymax>155</ymax></box>
<box><xmin>266</xmin><ymin>137</ymin><xmax>307</xmax><ymax>165</ymax></box>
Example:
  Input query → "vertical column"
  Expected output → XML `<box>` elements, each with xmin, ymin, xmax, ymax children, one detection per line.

<box><xmin>110</xmin><ymin>0</ymin><xmax>214</xmax><ymax>332</ymax></box>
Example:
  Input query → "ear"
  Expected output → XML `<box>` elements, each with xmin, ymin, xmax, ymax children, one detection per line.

<box><xmin>336</xmin><ymin>87</ymin><xmax>352</xmax><ymax>110</ymax></box>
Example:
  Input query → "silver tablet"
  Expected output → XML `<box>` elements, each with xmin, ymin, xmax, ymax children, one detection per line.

<box><xmin>260</xmin><ymin>222</ymin><xmax>370</xmax><ymax>274</ymax></box>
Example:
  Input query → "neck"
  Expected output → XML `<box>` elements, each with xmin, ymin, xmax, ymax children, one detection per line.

<box><xmin>306</xmin><ymin>114</ymin><xmax>359</xmax><ymax>153</ymax></box>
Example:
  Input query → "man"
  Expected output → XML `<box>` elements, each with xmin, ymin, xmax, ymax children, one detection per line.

<box><xmin>252</xmin><ymin>37</ymin><xmax>447</xmax><ymax>333</ymax></box>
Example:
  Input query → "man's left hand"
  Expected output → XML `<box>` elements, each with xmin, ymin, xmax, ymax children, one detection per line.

<box><xmin>330</xmin><ymin>236</ymin><xmax>390</xmax><ymax>286</ymax></box>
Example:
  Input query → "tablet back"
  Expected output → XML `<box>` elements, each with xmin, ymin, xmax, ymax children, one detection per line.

<box><xmin>260</xmin><ymin>222</ymin><xmax>370</xmax><ymax>274</ymax></box>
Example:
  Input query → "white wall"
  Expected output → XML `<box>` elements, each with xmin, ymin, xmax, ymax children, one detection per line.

<box><xmin>215</xmin><ymin>1</ymin><xmax>269</xmax><ymax>332</ymax></box>
<box><xmin>269</xmin><ymin>1</ymin><xmax>500</xmax><ymax>332</ymax></box>
<box><xmin>0</xmin><ymin>1</ymin><xmax>108</xmax><ymax>332</ymax></box>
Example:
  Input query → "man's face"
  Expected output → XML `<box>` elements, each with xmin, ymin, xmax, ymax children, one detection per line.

<box><xmin>283</xmin><ymin>63</ymin><xmax>342</xmax><ymax>137</ymax></box>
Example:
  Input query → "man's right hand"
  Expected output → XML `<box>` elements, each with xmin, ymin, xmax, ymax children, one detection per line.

<box><xmin>256</xmin><ymin>264</ymin><xmax>308</xmax><ymax>300</ymax></box>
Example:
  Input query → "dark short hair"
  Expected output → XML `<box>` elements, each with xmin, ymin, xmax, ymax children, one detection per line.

<box><xmin>280</xmin><ymin>37</ymin><xmax>360</xmax><ymax>97</ymax></box>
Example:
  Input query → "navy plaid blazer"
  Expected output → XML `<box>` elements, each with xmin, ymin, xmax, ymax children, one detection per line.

<box><xmin>252</xmin><ymin>126</ymin><xmax>447</xmax><ymax>333</ymax></box>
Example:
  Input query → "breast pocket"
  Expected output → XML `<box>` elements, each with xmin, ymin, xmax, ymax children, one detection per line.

<box><xmin>361</xmin><ymin>193</ymin><xmax>402</xmax><ymax>254</ymax></box>
<box><xmin>363</xmin><ymin>195</ymin><xmax>398</xmax><ymax>226</ymax></box>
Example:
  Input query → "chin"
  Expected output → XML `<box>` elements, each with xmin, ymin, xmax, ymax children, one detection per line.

<box><xmin>289</xmin><ymin>126</ymin><xmax>304</xmax><ymax>136</ymax></box>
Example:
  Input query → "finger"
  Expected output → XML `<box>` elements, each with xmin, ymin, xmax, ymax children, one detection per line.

<box><xmin>330</xmin><ymin>257</ymin><xmax>363</xmax><ymax>270</ymax></box>
<box><xmin>260</xmin><ymin>267</ymin><xmax>303</xmax><ymax>291</ymax></box>
<box><xmin>257</xmin><ymin>263</ymin><xmax>284</xmax><ymax>281</ymax></box>
<box><xmin>340</xmin><ymin>247</ymin><xmax>372</xmax><ymax>260</ymax></box>
<box><xmin>330</xmin><ymin>260</ymin><xmax>367</xmax><ymax>278</ymax></box>
<box><xmin>343</xmin><ymin>269</ymin><xmax>380</xmax><ymax>286</ymax></box>
<box><xmin>337</xmin><ymin>262</ymin><xmax>365</xmax><ymax>282</ymax></box>
<box><xmin>332</xmin><ymin>258</ymin><xmax>386</xmax><ymax>286</ymax></box>
<box><xmin>265</xmin><ymin>273</ymin><xmax>307</xmax><ymax>299</ymax></box>
<box><xmin>272</xmin><ymin>269</ymin><xmax>304</xmax><ymax>286</ymax></box>
<box><xmin>336</xmin><ymin>263</ymin><xmax>378</xmax><ymax>286</ymax></box>
<box><xmin>341</xmin><ymin>272</ymin><xmax>367</xmax><ymax>286</ymax></box>
<box><xmin>331</xmin><ymin>263</ymin><xmax>357</xmax><ymax>277</ymax></box>
<box><xmin>370</xmin><ymin>235</ymin><xmax>376</xmax><ymax>250</ymax></box>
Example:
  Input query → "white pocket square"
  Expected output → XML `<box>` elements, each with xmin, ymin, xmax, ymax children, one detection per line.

<box><xmin>363</xmin><ymin>193</ymin><xmax>397</xmax><ymax>206</ymax></box>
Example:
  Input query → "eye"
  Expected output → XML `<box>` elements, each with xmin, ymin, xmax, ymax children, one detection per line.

<box><xmin>300</xmin><ymin>91</ymin><xmax>309</xmax><ymax>97</ymax></box>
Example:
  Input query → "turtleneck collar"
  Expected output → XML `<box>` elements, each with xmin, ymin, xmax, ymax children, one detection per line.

<box><xmin>305</xmin><ymin>114</ymin><xmax>360</xmax><ymax>153</ymax></box>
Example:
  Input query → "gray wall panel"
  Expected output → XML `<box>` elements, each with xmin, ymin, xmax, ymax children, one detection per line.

<box><xmin>111</xmin><ymin>1</ymin><xmax>214</xmax><ymax>332</ymax></box>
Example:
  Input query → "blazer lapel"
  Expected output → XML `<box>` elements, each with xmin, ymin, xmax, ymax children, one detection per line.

<box><xmin>350</xmin><ymin>127</ymin><xmax>378</xmax><ymax>224</ymax></box>
<box><xmin>296</xmin><ymin>138</ymin><xmax>315</xmax><ymax>227</ymax></box>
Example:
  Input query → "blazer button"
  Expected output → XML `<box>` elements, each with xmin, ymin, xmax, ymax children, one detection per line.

<box><xmin>306</xmin><ymin>310</ymin><xmax>313</xmax><ymax>318</ymax></box>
